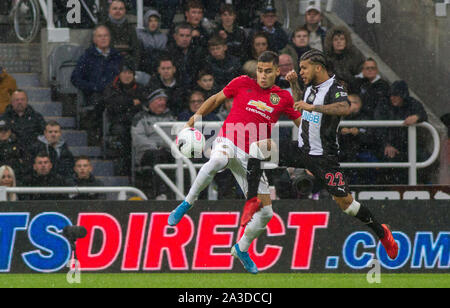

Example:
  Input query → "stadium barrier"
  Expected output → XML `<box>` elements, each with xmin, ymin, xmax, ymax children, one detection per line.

<box><xmin>150</xmin><ymin>121</ymin><xmax>441</xmax><ymax>200</ymax></box>
<box><xmin>0</xmin><ymin>187</ymin><xmax>148</xmax><ymax>201</ymax></box>
<box><xmin>1</xmin><ymin>200</ymin><xmax>448</xmax><ymax>273</ymax></box>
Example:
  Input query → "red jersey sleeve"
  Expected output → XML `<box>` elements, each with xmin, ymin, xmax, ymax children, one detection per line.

<box><xmin>223</xmin><ymin>75</ymin><xmax>251</xmax><ymax>98</ymax></box>
<box><xmin>283</xmin><ymin>93</ymin><xmax>302</xmax><ymax>120</ymax></box>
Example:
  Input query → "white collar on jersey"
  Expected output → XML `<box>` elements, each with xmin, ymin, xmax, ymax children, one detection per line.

<box><xmin>313</xmin><ymin>75</ymin><xmax>335</xmax><ymax>90</ymax></box>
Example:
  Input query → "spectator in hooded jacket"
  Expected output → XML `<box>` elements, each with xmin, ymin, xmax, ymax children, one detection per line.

<box><xmin>104</xmin><ymin>0</ymin><xmax>142</xmax><ymax>69</ymax></box>
<box><xmin>68</xmin><ymin>156</ymin><xmax>106</xmax><ymax>200</ymax></box>
<box><xmin>71</xmin><ymin>25</ymin><xmax>123</xmax><ymax>145</ymax></box>
<box><xmin>250</xmin><ymin>5</ymin><xmax>288</xmax><ymax>52</ymax></box>
<box><xmin>351</xmin><ymin>58</ymin><xmax>390</xmax><ymax>120</ymax></box>
<box><xmin>205</xmin><ymin>36</ymin><xmax>241</xmax><ymax>89</ymax></box>
<box><xmin>303</xmin><ymin>5</ymin><xmax>327</xmax><ymax>52</ymax></box>
<box><xmin>2</xmin><ymin>90</ymin><xmax>46</xmax><ymax>152</ymax></box>
<box><xmin>21</xmin><ymin>153</ymin><xmax>69</xmax><ymax>201</ymax></box>
<box><xmin>214</xmin><ymin>4</ymin><xmax>248</xmax><ymax>64</ymax></box>
<box><xmin>31</xmin><ymin>120</ymin><xmax>75</xmax><ymax>180</ymax></box>
<box><xmin>0</xmin><ymin>67</ymin><xmax>17</xmax><ymax>115</ymax></box>
<box><xmin>103</xmin><ymin>63</ymin><xmax>144</xmax><ymax>175</ymax></box>
<box><xmin>325</xmin><ymin>26</ymin><xmax>365</xmax><ymax>90</ymax></box>
<box><xmin>137</xmin><ymin>9</ymin><xmax>168</xmax><ymax>75</ymax></box>
<box><xmin>376</xmin><ymin>80</ymin><xmax>428</xmax><ymax>184</ymax></box>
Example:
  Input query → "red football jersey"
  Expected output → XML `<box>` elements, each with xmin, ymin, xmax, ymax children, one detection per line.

<box><xmin>220</xmin><ymin>75</ymin><xmax>301</xmax><ymax>153</ymax></box>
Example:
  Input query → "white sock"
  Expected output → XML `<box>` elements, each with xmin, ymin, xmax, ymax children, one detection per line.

<box><xmin>185</xmin><ymin>155</ymin><xmax>228</xmax><ymax>205</ymax></box>
<box><xmin>344</xmin><ymin>200</ymin><xmax>361</xmax><ymax>217</ymax></box>
<box><xmin>238</xmin><ymin>206</ymin><xmax>273</xmax><ymax>252</ymax></box>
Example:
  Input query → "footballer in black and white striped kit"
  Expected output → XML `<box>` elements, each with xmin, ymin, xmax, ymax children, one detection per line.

<box><xmin>241</xmin><ymin>49</ymin><xmax>400</xmax><ymax>261</ymax></box>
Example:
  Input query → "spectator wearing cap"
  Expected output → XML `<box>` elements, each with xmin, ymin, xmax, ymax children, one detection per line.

<box><xmin>303</xmin><ymin>5</ymin><xmax>327</xmax><ymax>52</ymax></box>
<box><xmin>351</xmin><ymin>58</ymin><xmax>390</xmax><ymax>120</ymax></box>
<box><xmin>376</xmin><ymin>80</ymin><xmax>428</xmax><ymax>184</ymax></box>
<box><xmin>103</xmin><ymin>63</ymin><xmax>144</xmax><ymax>175</ymax></box>
<box><xmin>0</xmin><ymin>119</ymin><xmax>29</xmax><ymax>178</ymax></box>
<box><xmin>324</xmin><ymin>25</ymin><xmax>365</xmax><ymax>89</ymax></box>
<box><xmin>21</xmin><ymin>153</ymin><xmax>69</xmax><ymax>201</ymax></box>
<box><xmin>131</xmin><ymin>89</ymin><xmax>175</xmax><ymax>167</ymax></box>
<box><xmin>146</xmin><ymin>56</ymin><xmax>186</xmax><ymax>116</ymax></box>
<box><xmin>31</xmin><ymin>120</ymin><xmax>75</xmax><ymax>180</ymax></box>
<box><xmin>0</xmin><ymin>67</ymin><xmax>17</xmax><ymax>115</ymax></box>
<box><xmin>251</xmin><ymin>5</ymin><xmax>289</xmax><ymax>52</ymax></box>
<box><xmin>137</xmin><ymin>9</ymin><xmax>168</xmax><ymax>75</ymax></box>
<box><xmin>214</xmin><ymin>4</ymin><xmax>248</xmax><ymax>64</ymax></box>
<box><xmin>205</xmin><ymin>36</ymin><xmax>242</xmax><ymax>89</ymax></box>
<box><xmin>2</xmin><ymin>90</ymin><xmax>46</xmax><ymax>152</ymax></box>
<box><xmin>131</xmin><ymin>89</ymin><xmax>175</xmax><ymax>199</ymax></box>
<box><xmin>104</xmin><ymin>0</ymin><xmax>142</xmax><ymax>69</ymax></box>
<box><xmin>281</xmin><ymin>26</ymin><xmax>312</xmax><ymax>73</ymax></box>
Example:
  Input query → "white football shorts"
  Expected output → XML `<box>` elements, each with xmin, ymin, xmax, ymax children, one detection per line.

<box><xmin>210</xmin><ymin>137</ymin><xmax>270</xmax><ymax>197</ymax></box>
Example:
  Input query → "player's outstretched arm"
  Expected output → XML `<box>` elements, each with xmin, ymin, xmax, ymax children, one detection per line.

<box><xmin>294</xmin><ymin>100</ymin><xmax>350</xmax><ymax>116</ymax></box>
<box><xmin>186</xmin><ymin>91</ymin><xmax>228</xmax><ymax>127</ymax></box>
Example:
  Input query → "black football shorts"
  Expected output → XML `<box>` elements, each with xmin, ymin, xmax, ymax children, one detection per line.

<box><xmin>278</xmin><ymin>140</ymin><xmax>350</xmax><ymax>198</ymax></box>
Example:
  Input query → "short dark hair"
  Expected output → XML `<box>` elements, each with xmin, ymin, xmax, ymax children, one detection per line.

<box><xmin>208</xmin><ymin>35</ymin><xmax>227</xmax><ymax>48</ymax></box>
<box><xmin>174</xmin><ymin>22</ymin><xmax>192</xmax><ymax>34</ymax></box>
<box><xmin>184</xmin><ymin>0</ymin><xmax>204</xmax><ymax>12</ymax></box>
<box><xmin>258</xmin><ymin>51</ymin><xmax>279</xmax><ymax>66</ymax></box>
<box><xmin>197</xmin><ymin>69</ymin><xmax>214</xmax><ymax>81</ymax></box>
<box><xmin>34</xmin><ymin>152</ymin><xmax>51</xmax><ymax>163</ymax></box>
<box><xmin>75</xmin><ymin>156</ymin><xmax>91</xmax><ymax>164</ymax></box>
<box><xmin>300</xmin><ymin>49</ymin><xmax>328</xmax><ymax>68</ymax></box>
<box><xmin>219</xmin><ymin>3</ymin><xmax>236</xmax><ymax>15</ymax></box>
<box><xmin>293</xmin><ymin>26</ymin><xmax>310</xmax><ymax>36</ymax></box>
<box><xmin>45</xmin><ymin>120</ymin><xmax>61</xmax><ymax>129</ymax></box>
<box><xmin>157</xmin><ymin>54</ymin><xmax>174</xmax><ymax>67</ymax></box>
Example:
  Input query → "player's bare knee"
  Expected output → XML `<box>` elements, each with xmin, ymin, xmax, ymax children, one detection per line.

<box><xmin>334</xmin><ymin>194</ymin><xmax>353</xmax><ymax>211</ymax></box>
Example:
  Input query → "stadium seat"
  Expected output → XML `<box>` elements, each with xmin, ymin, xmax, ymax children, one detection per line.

<box><xmin>403</xmin><ymin>191</ymin><xmax>431</xmax><ymax>200</ymax></box>
<box><xmin>358</xmin><ymin>191</ymin><xmax>401</xmax><ymax>200</ymax></box>
<box><xmin>48</xmin><ymin>44</ymin><xmax>84</xmax><ymax>95</ymax></box>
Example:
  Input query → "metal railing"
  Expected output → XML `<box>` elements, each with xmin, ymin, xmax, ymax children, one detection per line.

<box><xmin>148</xmin><ymin>121</ymin><xmax>440</xmax><ymax>199</ymax></box>
<box><xmin>0</xmin><ymin>186</ymin><xmax>148</xmax><ymax>201</ymax></box>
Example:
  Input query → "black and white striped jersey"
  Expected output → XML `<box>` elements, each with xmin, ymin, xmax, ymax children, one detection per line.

<box><xmin>297</xmin><ymin>77</ymin><xmax>350</xmax><ymax>156</ymax></box>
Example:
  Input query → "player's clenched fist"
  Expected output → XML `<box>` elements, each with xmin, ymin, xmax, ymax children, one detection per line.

<box><xmin>285</xmin><ymin>70</ymin><xmax>298</xmax><ymax>83</ymax></box>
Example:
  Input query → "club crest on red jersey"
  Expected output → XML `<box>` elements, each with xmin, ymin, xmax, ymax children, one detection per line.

<box><xmin>270</xmin><ymin>93</ymin><xmax>280</xmax><ymax>105</ymax></box>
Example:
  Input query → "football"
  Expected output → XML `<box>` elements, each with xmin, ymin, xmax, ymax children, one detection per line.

<box><xmin>176</xmin><ymin>127</ymin><xmax>206</xmax><ymax>158</ymax></box>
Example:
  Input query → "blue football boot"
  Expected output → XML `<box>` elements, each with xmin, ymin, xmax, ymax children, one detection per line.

<box><xmin>168</xmin><ymin>201</ymin><xmax>192</xmax><ymax>226</ymax></box>
<box><xmin>231</xmin><ymin>244</ymin><xmax>258</xmax><ymax>274</ymax></box>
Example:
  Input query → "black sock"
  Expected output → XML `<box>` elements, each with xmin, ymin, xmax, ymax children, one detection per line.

<box><xmin>355</xmin><ymin>205</ymin><xmax>385</xmax><ymax>239</ymax></box>
<box><xmin>246</xmin><ymin>158</ymin><xmax>263</xmax><ymax>201</ymax></box>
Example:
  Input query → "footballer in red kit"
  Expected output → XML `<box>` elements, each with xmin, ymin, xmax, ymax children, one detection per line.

<box><xmin>168</xmin><ymin>51</ymin><xmax>301</xmax><ymax>274</ymax></box>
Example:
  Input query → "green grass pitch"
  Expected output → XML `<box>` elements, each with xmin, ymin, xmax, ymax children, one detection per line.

<box><xmin>0</xmin><ymin>273</ymin><xmax>449</xmax><ymax>288</ymax></box>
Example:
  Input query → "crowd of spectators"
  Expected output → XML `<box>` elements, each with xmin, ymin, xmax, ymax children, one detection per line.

<box><xmin>0</xmin><ymin>0</ymin><xmax>438</xmax><ymax>201</ymax></box>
